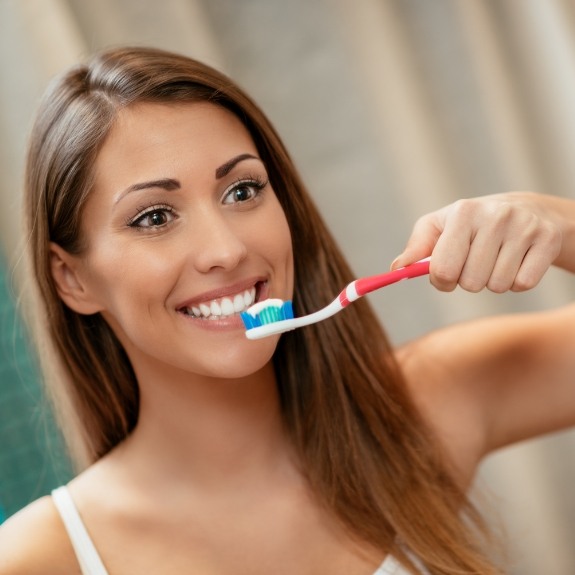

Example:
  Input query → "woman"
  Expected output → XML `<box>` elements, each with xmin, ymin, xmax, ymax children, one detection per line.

<box><xmin>0</xmin><ymin>46</ymin><xmax>573</xmax><ymax>575</ymax></box>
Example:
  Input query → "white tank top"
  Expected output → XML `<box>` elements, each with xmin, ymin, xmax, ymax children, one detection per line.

<box><xmin>52</xmin><ymin>485</ymin><xmax>414</xmax><ymax>575</ymax></box>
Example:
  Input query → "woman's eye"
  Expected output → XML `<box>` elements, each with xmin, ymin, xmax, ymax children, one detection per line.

<box><xmin>129</xmin><ymin>206</ymin><xmax>175</xmax><ymax>229</ymax></box>
<box><xmin>222</xmin><ymin>180</ymin><xmax>266</xmax><ymax>205</ymax></box>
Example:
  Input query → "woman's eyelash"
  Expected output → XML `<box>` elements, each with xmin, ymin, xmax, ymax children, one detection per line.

<box><xmin>230</xmin><ymin>174</ymin><xmax>268</xmax><ymax>190</ymax></box>
<box><xmin>224</xmin><ymin>174</ymin><xmax>269</xmax><ymax>203</ymax></box>
<box><xmin>126</xmin><ymin>203</ymin><xmax>176</xmax><ymax>228</ymax></box>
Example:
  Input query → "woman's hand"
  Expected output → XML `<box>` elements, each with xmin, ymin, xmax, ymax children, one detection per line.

<box><xmin>392</xmin><ymin>191</ymin><xmax>575</xmax><ymax>293</ymax></box>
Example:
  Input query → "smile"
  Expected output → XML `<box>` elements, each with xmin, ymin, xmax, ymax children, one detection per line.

<box><xmin>180</xmin><ymin>287</ymin><xmax>257</xmax><ymax>320</ymax></box>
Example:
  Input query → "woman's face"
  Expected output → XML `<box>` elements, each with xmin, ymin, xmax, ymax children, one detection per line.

<box><xmin>68</xmin><ymin>101</ymin><xmax>293</xmax><ymax>381</ymax></box>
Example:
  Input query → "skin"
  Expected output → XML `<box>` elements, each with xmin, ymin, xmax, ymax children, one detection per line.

<box><xmin>1</xmin><ymin>105</ymin><xmax>575</xmax><ymax>572</ymax></box>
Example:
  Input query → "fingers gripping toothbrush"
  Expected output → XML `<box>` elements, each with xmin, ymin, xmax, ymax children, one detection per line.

<box><xmin>241</xmin><ymin>258</ymin><xmax>430</xmax><ymax>340</ymax></box>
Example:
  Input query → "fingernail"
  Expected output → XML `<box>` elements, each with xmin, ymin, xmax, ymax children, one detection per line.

<box><xmin>390</xmin><ymin>256</ymin><xmax>402</xmax><ymax>270</ymax></box>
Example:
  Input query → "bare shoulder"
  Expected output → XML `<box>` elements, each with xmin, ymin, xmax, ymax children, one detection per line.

<box><xmin>0</xmin><ymin>495</ymin><xmax>79</xmax><ymax>574</ymax></box>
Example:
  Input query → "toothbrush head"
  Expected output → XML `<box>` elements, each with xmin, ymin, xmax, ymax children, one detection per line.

<box><xmin>240</xmin><ymin>299</ymin><xmax>294</xmax><ymax>331</ymax></box>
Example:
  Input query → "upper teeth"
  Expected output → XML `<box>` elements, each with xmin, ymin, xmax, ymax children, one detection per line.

<box><xmin>185</xmin><ymin>287</ymin><xmax>256</xmax><ymax>319</ymax></box>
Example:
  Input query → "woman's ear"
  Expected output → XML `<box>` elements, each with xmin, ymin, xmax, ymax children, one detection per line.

<box><xmin>49</xmin><ymin>242</ymin><xmax>102</xmax><ymax>315</ymax></box>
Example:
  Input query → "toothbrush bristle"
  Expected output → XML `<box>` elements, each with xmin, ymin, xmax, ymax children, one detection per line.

<box><xmin>241</xmin><ymin>300</ymin><xmax>294</xmax><ymax>330</ymax></box>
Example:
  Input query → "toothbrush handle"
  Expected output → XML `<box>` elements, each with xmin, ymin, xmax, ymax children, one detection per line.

<box><xmin>340</xmin><ymin>258</ymin><xmax>430</xmax><ymax>306</ymax></box>
<box><xmin>355</xmin><ymin>258</ymin><xmax>430</xmax><ymax>296</ymax></box>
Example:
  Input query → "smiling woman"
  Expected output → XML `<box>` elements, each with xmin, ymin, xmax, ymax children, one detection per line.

<box><xmin>0</xmin><ymin>45</ymin><xmax>558</xmax><ymax>575</ymax></box>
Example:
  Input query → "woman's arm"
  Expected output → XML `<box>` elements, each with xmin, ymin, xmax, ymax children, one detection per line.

<box><xmin>400</xmin><ymin>305</ymin><xmax>575</xmax><ymax>480</ymax></box>
<box><xmin>395</xmin><ymin>192</ymin><xmax>575</xmax><ymax>479</ymax></box>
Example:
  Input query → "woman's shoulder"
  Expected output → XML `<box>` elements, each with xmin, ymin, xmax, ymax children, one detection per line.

<box><xmin>0</xmin><ymin>493</ymin><xmax>78</xmax><ymax>574</ymax></box>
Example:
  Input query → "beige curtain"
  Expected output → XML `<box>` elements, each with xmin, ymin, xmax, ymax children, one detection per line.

<box><xmin>1</xmin><ymin>1</ymin><xmax>574</xmax><ymax>572</ymax></box>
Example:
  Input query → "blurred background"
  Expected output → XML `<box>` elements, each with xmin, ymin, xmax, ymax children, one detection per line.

<box><xmin>1</xmin><ymin>0</ymin><xmax>575</xmax><ymax>572</ymax></box>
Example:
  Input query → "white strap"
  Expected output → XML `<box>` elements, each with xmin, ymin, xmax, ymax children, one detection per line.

<box><xmin>374</xmin><ymin>555</ymin><xmax>404</xmax><ymax>574</ymax></box>
<box><xmin>52</xmin><ymin>486</ymin><xmax>109</xmax><ymax>575</ymax></box>
<box><xmin>375</xmin><ymin>553</ymin><xmax>427</xmax><ymax>574</ymax></box>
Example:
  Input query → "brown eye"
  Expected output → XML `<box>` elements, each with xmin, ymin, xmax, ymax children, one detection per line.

<box><xmin>146</xmin><ymin>211</ymin><xmax>169</xmax><ymax>226</ymax></box>
<box><xmin>222</xmin><ymin>178</ymin><xmax>267</xmax><ymax>205</ymax></box>
<box><xmin>230</xmin><ymin>186</ymin><xmax>253</xmax><ymax>203</ymax></box>
<box><xmin>129</xmin><ymin>205</ymin><xmax>176</xmax><ymax>229</ymax></box>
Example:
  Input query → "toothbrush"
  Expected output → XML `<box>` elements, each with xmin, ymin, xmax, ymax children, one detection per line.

<box><xmin>241</xmin><ymin>258</ymin><xmax>431</xmax><ymax>340</ymax></box>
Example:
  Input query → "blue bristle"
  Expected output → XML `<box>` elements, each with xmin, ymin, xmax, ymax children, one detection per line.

<box><xmin>240</xmin><ymin>311</ymin><xmax>259</xmax><ymax>329</ymax></box>
<box><xmin>281</xmin><ymin>300</ymin><xmax>294</xmax><ymax>320</ymax></box>
<box><xmin>240</xmin><ymin>300</ymin><xmax>294</xmax><ymax>330</ymax></box>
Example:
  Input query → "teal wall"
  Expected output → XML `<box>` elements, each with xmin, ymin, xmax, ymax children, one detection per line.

<box><xmin>0</xmin><ymin>260</ymin><xmax>71</xmax><ymax>521</ymax></box>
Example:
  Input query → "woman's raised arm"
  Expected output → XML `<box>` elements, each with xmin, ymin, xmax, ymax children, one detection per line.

<box><xmin>395</xmin><ymin>191</ymin><xmax>575</xmax><ymax>479</ymax></box>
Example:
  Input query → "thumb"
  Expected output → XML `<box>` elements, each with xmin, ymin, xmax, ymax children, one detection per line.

<box><xmin>390</xmin><ymin>215</ymin><xmax>441</xmax><ymax>270</ymax></box>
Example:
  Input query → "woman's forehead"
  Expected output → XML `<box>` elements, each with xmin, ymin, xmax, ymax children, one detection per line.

<box><xmin>93</xmin><ymin>102</ymin><xmax>258</xmax><ymax>184</ymax></box>
<box><xmin>97</xmin><ymin>102</ymin><xmax>255</xmax><ymax>164</ymax></box>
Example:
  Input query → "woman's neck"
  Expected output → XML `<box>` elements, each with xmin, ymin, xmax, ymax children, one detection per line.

<box><xmin>113</xmin><ymin>360</ymin><xmax>296</xmax><ymax>491</ymax></box>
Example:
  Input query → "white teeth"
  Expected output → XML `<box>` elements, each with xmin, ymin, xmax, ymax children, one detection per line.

<box><xmin>233</xmin><ymin>293</ymin><xmax>245</xmax><ymax>312</ymax></box>
<box><xmin>246</xmin><ymin>287</ymin><xmax>256</xmax><ymax>307</ymax></box>
<box><xmin>210</xmin><ymin>301</ymin><xmax>221</xmax><ymax>316</ymax></box>
<box><xmin>220</xmin><ymin>297</ymin><xmax>235</xmax><ymax>316</ymax></box>
<box><xmin>185</xmin><ymin>287</ymin><xmax>257</xmax><ymax>319</ymax></box>
<box><xmin>199</xmin><ymin>303</ymin><xmax>211</xmax><ymax>317</ymax></box>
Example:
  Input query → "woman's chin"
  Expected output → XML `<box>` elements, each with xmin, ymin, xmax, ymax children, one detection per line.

<box><xmin>204</xmin><ymin>339</ymin><xmax>279</xmax><ymax>381</ymax></box>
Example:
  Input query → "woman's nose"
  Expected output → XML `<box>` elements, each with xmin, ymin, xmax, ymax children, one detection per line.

<box><xmin>191</xmin><ymin>212</ymin><xmax>248</xmax><ymax>273</ymax></box>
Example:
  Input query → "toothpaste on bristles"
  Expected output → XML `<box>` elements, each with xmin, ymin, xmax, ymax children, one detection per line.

<box><xmin>240</xmin><ymin>299</ymin><xmax>294</xmax><ymax>330</ymax></box>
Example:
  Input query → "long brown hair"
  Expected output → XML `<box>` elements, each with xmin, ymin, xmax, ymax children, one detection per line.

<box><xmin>23</xmin><ymin>46</ymin><xmax>501</xmax><ymax>574</ymax></box>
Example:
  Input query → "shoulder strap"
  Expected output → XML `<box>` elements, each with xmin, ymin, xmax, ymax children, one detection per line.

<box><xmin>375</xmin><ymin>552</ymin><xmax>428</xmax><ymax>574</ymax></box>
<box><xmin>375</xmin><ymin>555</ymin><xmax>404</xmax><ymax>574</ymax></box>
<box><xmin>52</xmin><ymin>486</ymin><xmax>109</xmax><ymax>575</ymax></box>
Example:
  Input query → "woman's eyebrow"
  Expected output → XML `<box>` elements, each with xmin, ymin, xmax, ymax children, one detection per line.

<box><xmin>114</xmin><ymin>155</ymin><xmax>258</xmax><ymax>203</ymax></box>
<box><xmin>115</xmin><ymin>178</ymin><xmax>181</xmax><ymax>203</ymax></box>
<box><xmin>215</xmin><ymin>153</ymin><xmax>259</xmax><ymax>179</ymax></box>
